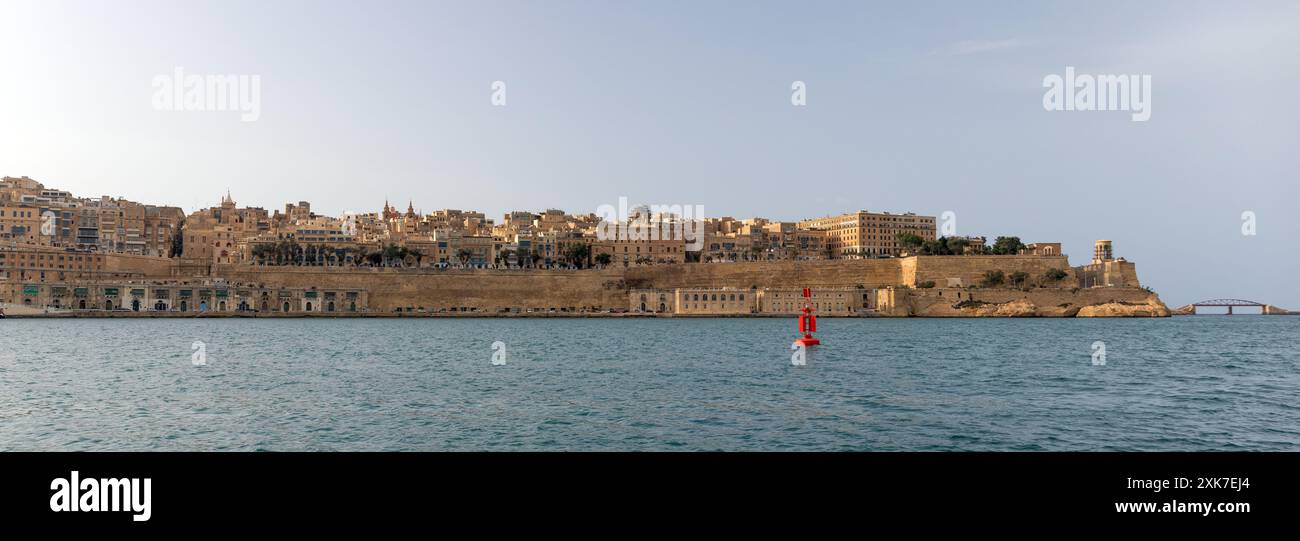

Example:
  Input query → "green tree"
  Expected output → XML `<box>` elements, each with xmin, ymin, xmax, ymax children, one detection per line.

<box><xmin>895</xmin><ymin>232</ymin><xmax>924</xmax><ymax>251</ymax></box>
<box><xmin>980</xmin><ymin>270</ymin><xmax>1006</xmax><ymax>287</ymax></box>
<box><xmin>595</xmin><ymin>253</ymin><xmax>612</xmax><ymax>267</ymax></box>
<box><xmin>920</xmin><ymin>237</ymin><xmax>959</xmax><ymax>256</ymax></box>
<box><xmin>1043</xmin><ymin>268</ymin><xmax>1069</xmax><ymax>282</ymax></box>
<box><xmin>990</xmin><ymin>236</ymin><xmax>1025</xmax><ymax>255</ymax></box>
<box><xmin>563</xmin><ymin>243</ymin><xmax>591</xmax><ymax>268</ymax></box>
<box><xmin>1009</xmin><ymin>271</ymin><xmax>1029</xmax><ymax>287</ymax></box>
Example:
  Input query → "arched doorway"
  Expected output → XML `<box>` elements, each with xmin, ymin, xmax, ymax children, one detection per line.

<box><xmin>79</xmin><ymin>299</ymin><xmax>87</xmax><ymax>310</ymax></box>
<box><xmin>261</xmin><ymin>301</ymin><xmax>269</xmax><ymax>312</ymax></box>
<box><xmin>218</xmin><ymin>301</ymin><xmax>226</xmax><ymax>311</ymax></box>
<box><xmin>154</xmin><ymin>301</ymin><xmax>166</xmax><ymax>311</ymax></box>
<box><xmin>327</xmin><ymin>301</ymin><xmax>335</xmax><ymax>312</ymax></box>
<box><xmin>199</xmin><ymin>301</ymin><xmax>207</xmax><ymax>312</ymax></box>
<box><xmin>640</xmin><ymin>302</ymin><xmax>646</xmax><ymax>311</ymax></box>
<box><xmin>305</xmin><ymin>302</ymin><xmax>313</xmax><ymax>312</ymax></box>
<box><xmin>132</xmin><ymin>299</ymin><xmax>140</xmax><ymax>311</ymax></box>
<box><xmin>660</xmin><ymin>302</ymin><xmax>666</xmax><ymax>312</ymax></box>
<box><xmin>349</xmin><ymin>301</ymin><xmax>357</xmax><ymax>312</ymax></box>
<box><xmin>179</xmin><ymin>300</ymin><xmax>188</xmax><ymax>312</ymax></box>
<box><xmin>105</xmin><ymin>300</ymin><xmax>113</xmax><ymax>310</ymax></box>
<box><xmin>282</xmin><ymin>301</ymin><xmax>290</xmax><ymax>312</ymax></box>
<box><xmin>239</xmin><ymin>301</ymin><xmax>249</xmax><ymax>311</ymax></box>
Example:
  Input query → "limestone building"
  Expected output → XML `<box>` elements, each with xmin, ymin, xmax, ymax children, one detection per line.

<box><xmin>798</xmin><ymin>210</ymin><xmax>936</xmax><ymax>258</ymax></box>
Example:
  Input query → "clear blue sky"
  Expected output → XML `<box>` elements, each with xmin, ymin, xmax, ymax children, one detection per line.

<box><xmin>1</xmin><ymin>0</ymin><xmax>1297</xmax><ymax>307</ymax></box>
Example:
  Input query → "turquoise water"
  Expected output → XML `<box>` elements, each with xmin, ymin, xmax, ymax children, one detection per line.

<box><xmin>1</xmin><ymin>317</ymin><xmax>1297</xmax><ymax>451</ymax></box>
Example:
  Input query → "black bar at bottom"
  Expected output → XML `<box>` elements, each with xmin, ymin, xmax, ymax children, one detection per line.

<box><xmin>3</xmin><ymin>452</ymin><xmax>1290</xmax><ymax>530</ymax></box>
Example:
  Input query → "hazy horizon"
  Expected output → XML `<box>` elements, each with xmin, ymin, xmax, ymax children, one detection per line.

<box><xmin>2</xmin><ymin>0</ymin><xmax>1297</xmax><ymax>308</ymax></box>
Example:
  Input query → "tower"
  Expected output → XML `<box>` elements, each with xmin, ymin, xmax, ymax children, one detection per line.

<box><xmin>1092</xmin><ymin>240</ymin><xmax>1113</xmax><ymax>265</ymax></box>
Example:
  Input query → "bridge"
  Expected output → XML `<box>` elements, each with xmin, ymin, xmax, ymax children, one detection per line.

<box><xmin>1185</xmin><ymin>299</ymin><xmax>1288</xmax><ymax>315</ymax></box>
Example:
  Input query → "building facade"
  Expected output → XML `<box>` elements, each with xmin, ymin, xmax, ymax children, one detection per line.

<box><xmin>798</xmin><ymin>210</ymin><xmax>936</xmax><ymax>258</ymax></box>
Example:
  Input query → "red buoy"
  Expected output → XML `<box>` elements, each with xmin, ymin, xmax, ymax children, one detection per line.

<box><xmin>793</xmin><ymin>287</ymin><xmax>820</xmax><ymax>347</ymax></box>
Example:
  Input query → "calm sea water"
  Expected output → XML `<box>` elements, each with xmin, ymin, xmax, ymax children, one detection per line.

<box><xmin>1</xmin><ymin>317</ymin><xmax>1297</xmax><ymax>451</ymax></box>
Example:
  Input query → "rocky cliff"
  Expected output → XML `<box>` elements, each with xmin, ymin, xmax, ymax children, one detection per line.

<box><xmin>888</xmin><ymin>287</ymin><xmax>1170</xmax><ymax>317</ymax></box>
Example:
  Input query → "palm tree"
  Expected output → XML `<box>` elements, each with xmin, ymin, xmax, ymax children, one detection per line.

<box><xmin>456</xmin><ymin>248</ymin><xmax>473</xmax><ymax>267</ymax></box>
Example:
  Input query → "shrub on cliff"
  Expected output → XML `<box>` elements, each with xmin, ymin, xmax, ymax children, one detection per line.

<box><xmin>1043</xmin><ymin>268</ymin><xmax>1069</xmax><ymax>282</ymax></box>
<box><xmin>980</xmin><ymin>270</ymin><xmax>1005</xmax><ymax>287</ymax></box>
<box><xmin>917</xmin><ymin>281</ymin><xmax>936</xmax><ymax>288</ymax></box>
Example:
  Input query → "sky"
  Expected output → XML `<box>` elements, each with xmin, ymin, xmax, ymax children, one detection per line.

<box><xmin>0</xmin><ymin>0</ymin><xmax>1297</xmax><ymax>308</ymax></box>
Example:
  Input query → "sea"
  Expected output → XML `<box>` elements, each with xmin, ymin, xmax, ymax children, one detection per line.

<box><xmin>1</xmin><ymin>316</ymin><xmax>1297</xmax><ymax>451</ymax></box>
